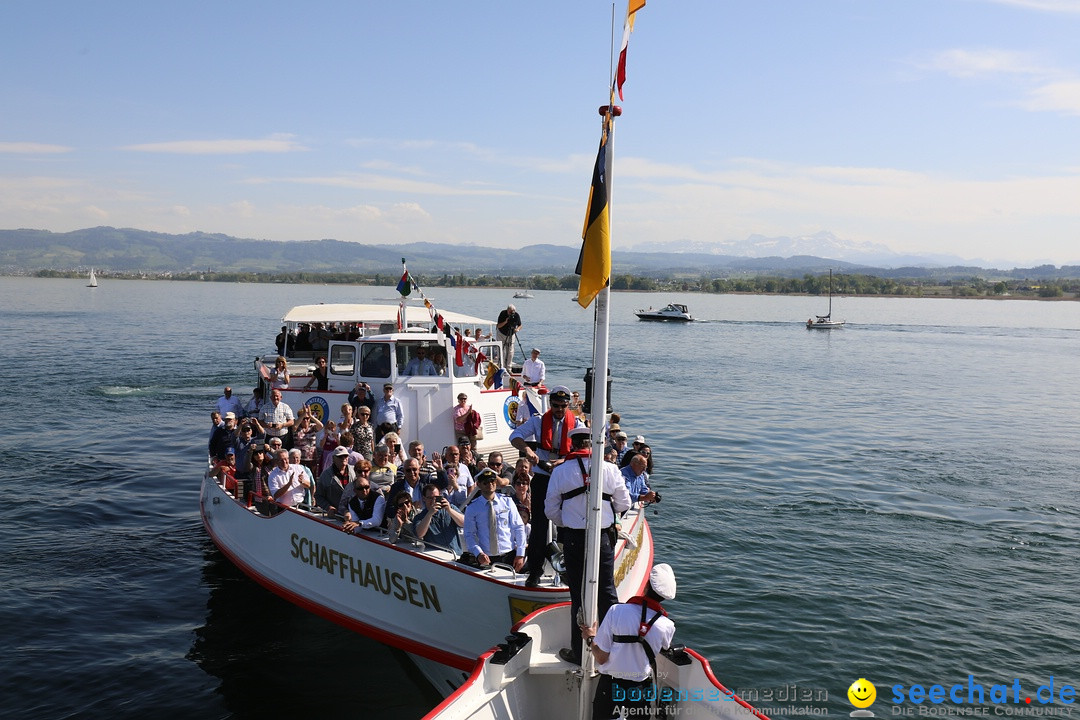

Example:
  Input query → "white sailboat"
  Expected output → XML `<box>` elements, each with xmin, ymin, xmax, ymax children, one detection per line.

<box><xmin>87</xmin><ymin>268</ymin><xmax>98</xmax><ymax>288</ymax></box>
<box><xmin>513</xmin><ymin>279</ymin><xmax>534</xmax><ymax>299</ymax></box>
<box><xmin>427</xmin><ymin>4</ymin><xmax>767</xmax><ymax>719</ymax></box>
<box><xmin>806</xmin><ymin>269</ymin><xmax>844</xmax><ymax>329</ymax></box>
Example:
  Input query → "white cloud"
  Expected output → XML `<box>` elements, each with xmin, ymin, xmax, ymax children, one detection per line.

<box><xmin>1021</xmin><ymin>81</ymin><xmax>1080</xmax><ymax>115</ymax></box>
<box><xmin>0</xmin><ymin>142</ymin><xmax>72</xmax><ymax>154</ymax></box>
<box><xmin>121</xmin><ymin>134</ymin><xmax>307</xmax><ymax>154</ymax></box>
<box><xmin>980</xmin><ymin>0</ymin><xmax>1080</xmax><ymax>12</ymax></box>
<box><xmin>922</xmin><ymin>49</ymin><xmax>1050</xmax><ymax>78</ymax></box>
<box><xmin>256</xmin><ymin>172</ymin><xmax>520</xmax><ymax>197</ymax></box>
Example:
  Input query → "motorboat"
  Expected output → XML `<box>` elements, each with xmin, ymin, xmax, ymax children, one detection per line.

<box><xmin>512</xmin><ymin>291</ymin><xmax>533</xmax><ymax>299</ymax></box>
<box><xmin>806</xmin><ymin>269</ymin><xmax>845</xmax><ymax>329</ymax></box>
<box><xmin>200</xmin><ymin>295</ymin><xmax>657</xmax><ymax>695</ymax></box>
<box><xmin>635</xmin><ymin>303</ymin><xmax>693</xmax><ymax>322</ymax></box>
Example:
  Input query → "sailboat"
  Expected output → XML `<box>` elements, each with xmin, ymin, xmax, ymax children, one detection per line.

<box><xmin>427</xmin><ymin>4</ymin><xmax>768</xmax><ymax>719</ymax></box>
<box><xmin>513</xmin><ymin>278</ymin><xmax>534</xmax><ymax>299</ymax></box>
<box><xmin>806</xmin><ymin>269</ymin><xmax>844</xmax><ymax>329</ymax></box>
<box><xmin>87</xmin><ymin>268</ymin><xmax>98</xmax><ymax>288</ymax></box>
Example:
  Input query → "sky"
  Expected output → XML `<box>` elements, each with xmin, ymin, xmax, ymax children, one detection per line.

<box><xmin>3</xmin><ymin>0</ymin><xmax>1080</xmax><ymax>267</ymax></box>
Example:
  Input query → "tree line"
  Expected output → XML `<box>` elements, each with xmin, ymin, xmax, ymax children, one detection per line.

<box><xmin>31</xmin><ymin>268</ymin><xmax>1079</xmax><ymax>298</ymax></box>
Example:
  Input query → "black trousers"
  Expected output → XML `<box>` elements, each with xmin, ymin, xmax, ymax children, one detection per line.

<box><xmin>593</xmin><ymin>675</ymin><xmax>654</xmax><ymax>719</ymax></box>
<box><xmin>526</xmin><ymin>472</ymin><xmax>551</xmax><ymax>575</ymax></box>
<box><xmin>561</xmin><ymin>527</ymin><xmax>617</xmax><ymax>659</ymax></box>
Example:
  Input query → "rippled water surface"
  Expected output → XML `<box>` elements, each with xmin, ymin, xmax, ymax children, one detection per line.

<box><xmin>2</xmin><ymin>277</ymin><xmax>1078</xmax><ymax>719</ymax></box>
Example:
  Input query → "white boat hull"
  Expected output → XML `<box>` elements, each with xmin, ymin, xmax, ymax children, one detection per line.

<box><xmin>200</xmin><ymin>474</ymin><xmax>654</xmax><ymax>676</ymax></box>
<box><xmin>424</xmin><ymin>603</ymin><xmax>768</xmax><ymax>720</ymax></box>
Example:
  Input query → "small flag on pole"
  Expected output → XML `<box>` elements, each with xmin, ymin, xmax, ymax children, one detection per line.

<box><xmin>396</xmin><ymin>271</ymin><xmax>411</xmax><ymax>297</ymax></box>
<box><xmin>616</xmin><ymin>0</ymin><xmax>645</xmax><ymax>100</ymax></box>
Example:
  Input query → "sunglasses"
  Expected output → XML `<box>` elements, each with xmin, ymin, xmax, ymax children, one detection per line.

<box><xmin>397</xmin><ymin>501</ymin><xmax>411</xmax><ymax>508</ymax></box>
<box><xmin>513</xmin><ymin>480</ymin><xmax>529</xmax><ymax>487</ymax></box>
<box><xmin>489</xmin><ymin>461</ymin><xmax>502</xmax><ymax>467</ymax></box>
<box><xmin>551</xmin><ymin>403</ymin><xmax>568</xmax><ymax>409</ymax></box>
<box><xmin>358</xmin><ymin>484</ymin><xmax>370</xmax><ymax>491</ymax></box>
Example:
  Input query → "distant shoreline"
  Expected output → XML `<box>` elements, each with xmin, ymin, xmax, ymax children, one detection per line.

<box><xmin>7</xmin><ymin>271</ymin><xmax>1078</xmax><ymax>301</ymax></box>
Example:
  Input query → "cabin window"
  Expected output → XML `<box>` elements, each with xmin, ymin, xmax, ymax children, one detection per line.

<box><xmin>397</xmin><ymin>341</ymin><xmax>449</xmax><ymax>377</ymax></box>
<box><xmin>360</xmin><ymin>343</ymin><xmax>391</xmax><ymax>378</ymax></box>
<box><xmin>329</xmin><ymin>345</ymin><xmax>356</xmax><ymax>376</ymax></box>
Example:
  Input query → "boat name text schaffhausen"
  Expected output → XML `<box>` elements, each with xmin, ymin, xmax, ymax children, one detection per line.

<box><xmin>289</xmin><ymin>533</ymin><xmax>441</xmax><ymax>612</ymax></box>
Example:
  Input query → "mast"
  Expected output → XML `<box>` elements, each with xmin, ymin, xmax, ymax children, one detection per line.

<box><xmin>828</xmin><ymin>269</ymin><xmax>833</xmax><ymax>318</ymax></box>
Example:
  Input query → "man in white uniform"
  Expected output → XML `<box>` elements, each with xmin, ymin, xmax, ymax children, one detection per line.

<box><xmin>545</xmin><ymin>425</ymin><xmax>631</xmax><ymax>664</ymax></box>
<box><xmin>521</xmin><ymin>347</ymin><xmax>545</xmax><ymax>386</ymax></box>
<box><xmin>582</xmin><ymin>564</ymin><xmax>678</xmax><ymax>719</ymax></box>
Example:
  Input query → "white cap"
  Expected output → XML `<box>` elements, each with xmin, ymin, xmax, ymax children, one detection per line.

<box><xmin>568</xmin><ymin>426</ymin><xmax>591</xmax><ymax>439</ymax></box>
<box><xmin>333</xmin><ymin>445</ymin><xmax>351</xmax><ymax>457</ymax></box>
<box><xmin>649</xmin><ymin>563</ymin><xmax>677</xmax><ymax>600</ymax></box>
<box><xmin>633</xmin><ymin>435</ymin><xmax>645</xmax><ymax>444</ymax></box>
<box><xmin>548</xmin><ymin>385</ymin><xmax>571</xmax><ymax>400</ymax></box>
<box><xmin>224</xmin><ymin>412</ymin><xmax>236</xmax><ymax>420</ymax></box>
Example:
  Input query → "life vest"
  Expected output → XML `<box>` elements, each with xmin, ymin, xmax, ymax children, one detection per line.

<box><xmin>610</xmin><ymin>596</ymin><xmax>668</xmax><ymax>681</ymax></box>
<box><xmin>559</xmin><ymin>452</ymin><xmax>608</xmax><ymax>499</ymax></box>
<box><xmin>540</xmin><ymin>411</ymin><xmax>578</xmax><ymax>457</ymax></box>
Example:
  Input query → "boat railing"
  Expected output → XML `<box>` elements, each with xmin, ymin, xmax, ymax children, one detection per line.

<box><xmin>208</xmin><ymin>473</ymin><xmax>533</xmax><ymax>581</ymax></box>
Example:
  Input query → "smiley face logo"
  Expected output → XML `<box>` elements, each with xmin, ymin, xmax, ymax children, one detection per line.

<box><xmin>848</xmin><ymin>678</ymin><xmax>877</xmax><ymax>709</ymax></box>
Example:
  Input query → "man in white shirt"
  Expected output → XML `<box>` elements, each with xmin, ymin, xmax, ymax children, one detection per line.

<box><xmin>545</xmin><ymin>425</ymin><xmax>631</xmax><ymax>664</ymax></box>
<box><xmin>582</xmin><ymin>564</ymin><xmax>678</xmax><ymax>719</ymax></box>
<box><xmin>521</xmin><ymin>347</ymin><xmax>545</xmax><ymax>386</ymax></box>
<box><xmin>266</xmin><ymin>449</ymin><xmax>310</xmax><ymax>508</ymax></box>
<box><xmin>215</xmin><ymin>386</ymin><xmax>244</xmax><ymax>419</ymax></box>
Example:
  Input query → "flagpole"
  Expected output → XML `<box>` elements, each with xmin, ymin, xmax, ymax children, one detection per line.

<box><xmin>578</xmin><ymin>7</ymin><xmax>619</xmax><ymax>719</ymax></box>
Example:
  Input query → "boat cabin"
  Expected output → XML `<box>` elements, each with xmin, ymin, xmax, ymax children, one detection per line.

<box><xmin>258</xmin><ymin>304</ymin><xmax>530</xmax><ymax>454</ymax></box>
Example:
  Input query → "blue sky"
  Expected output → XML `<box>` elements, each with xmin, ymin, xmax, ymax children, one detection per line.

<box><xmin>3</xmin><ymin>0</ymin><xmax>1080</xmax><ymax>266</ymax></box>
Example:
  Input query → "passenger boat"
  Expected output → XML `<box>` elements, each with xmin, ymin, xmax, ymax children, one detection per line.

<box><xmin>806</xmin><ymin>269</ymin><xmax>845</xmax><ymax>329</ymax></box>
<box><xmin>199</xmin><ymin>296</ymin><xmax>656</xmax><ymax>694</ymax></box>
<box><xmin>429</xmin><ymin>2</ymin><xmax>767</xmax><ymax>718</ymax></box>
<box><xmin>635</xmin><ymin>303</ymin><xmax>693</xmax><ymax>322</ymax></box>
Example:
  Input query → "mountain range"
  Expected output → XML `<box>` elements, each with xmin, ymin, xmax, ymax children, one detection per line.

<box><xmin>1</xmin><ymin>226</ymin><xmax>1076</xmax><ymax>279</ymax></box>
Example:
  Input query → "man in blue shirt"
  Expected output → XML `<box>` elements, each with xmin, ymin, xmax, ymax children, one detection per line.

<box><xmin>374</xmin><ymin>383</ymin><xmax>404</xmax><ymax>444</ymax></box>
<box><xmin>463</xmin><ymin>469</ymin><xmax>527</xmax><ymax>570</ymax></box>
<box><xmin>620</xmin><ymin>454</ymin><xmax>656</xmax><ymax>504</ymax></box>
<box><xmin>412</xmin><ymin>483</ymin><xmax>465</xmax><ymax>555</ymax></box>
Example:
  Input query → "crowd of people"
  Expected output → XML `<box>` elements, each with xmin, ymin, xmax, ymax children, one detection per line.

<box><xmin>207</xmin><ymin>382</ymin><xmax>659</xmax><ymax>566</ymax></box>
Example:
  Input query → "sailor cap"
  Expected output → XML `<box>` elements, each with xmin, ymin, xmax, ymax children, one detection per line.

<box><xmin>548</xmin><ymin>385</ymin><xmax>571</xmax><ymax>401</ymax></box>
<box><xmin>649</xmin><ymin>563</ymin><xmax>677</xmax><ymax>601</ymax></box>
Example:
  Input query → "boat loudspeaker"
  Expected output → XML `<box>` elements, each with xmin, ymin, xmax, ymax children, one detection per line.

<box><xmin>546</xmin><ymin>542</ymin><xmax>566</xmax><ymax>574</ymax></box>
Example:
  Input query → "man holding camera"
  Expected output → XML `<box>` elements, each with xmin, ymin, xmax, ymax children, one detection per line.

<box><xmin>412</xmin><ymin>484</ymin><xmax>464</xmax><ymax>555</ymax></box>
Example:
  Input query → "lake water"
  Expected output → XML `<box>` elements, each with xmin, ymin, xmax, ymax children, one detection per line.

<box><xmin>2</xmin><ymin>277</ymin><xmax>1078</xmax><ymax>719</ymax></box>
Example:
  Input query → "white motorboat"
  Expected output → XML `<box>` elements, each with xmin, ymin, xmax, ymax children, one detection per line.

<box><xmin>512</xmin><ymin>291</ymin><xmax>533</xmax><ymax>299</ymax></box>
<box><xmin>635</xmin><ymin>303</ymin><xmax>693</xmax><ymax>322</ymax></box>
<box><xmin>200</xmin><ymin>293</ymin><xmax>657</xmax><ymax>694</ymax></box>
<box><xmin>806</xmin><ymin>270</ymin><xmax>845</xmax><ymax>329</ymax></box>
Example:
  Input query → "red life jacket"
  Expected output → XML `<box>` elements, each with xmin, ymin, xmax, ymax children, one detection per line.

<box><xmin>540</xmin><ymin>411</ymin><xmax>578</xmax><ymax>457</ymax></box>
